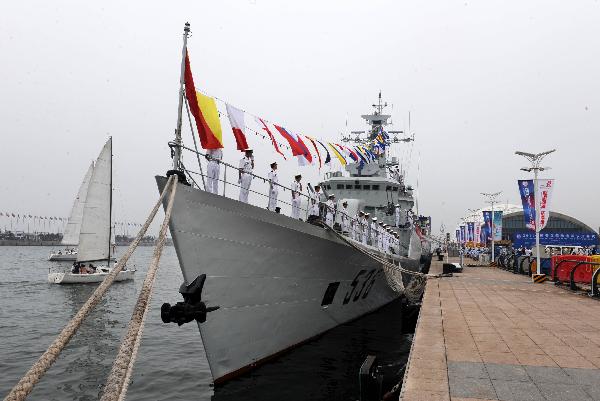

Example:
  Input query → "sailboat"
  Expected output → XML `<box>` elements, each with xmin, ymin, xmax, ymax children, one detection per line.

<box><xmin>48</xmin><ymin>163</ymin><xmax>94</xmax><ymax>261</ymax></box>
<box><xmin>48</xmin><ymin>138</ymin><xmax>134</xmax><ymax>284</ymax></box>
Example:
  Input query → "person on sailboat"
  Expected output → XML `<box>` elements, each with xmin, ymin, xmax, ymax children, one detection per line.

<box><xmin>325</xmin><ymin>194</ymin><xmax>335</xmax><ymax>227</ymax></box>
<box><xmin>267</xmin><ymin>162</ymin><xmax>278</xmax><ymax>211</ymax></box>
<box><xmin>206</xmin><ymin>148</ymin><xmax>223</xmax><ymax>194</ymax></box>
<box><xmin>71</xmin><ymin>262</ymin><xmax>80</xmax><ymax>274</ymax></box>
<box><xmin>238</xmin><ymin>149</ymin><xmax>254</xmax><ymax>203</ymax></box>
<box><xmin>291</xmin><ymin>174</ymin><xmax>302</xmax><ymax>220</ymax></box>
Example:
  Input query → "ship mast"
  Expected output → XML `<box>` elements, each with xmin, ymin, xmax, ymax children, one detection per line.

<box><xmin>172</xmin><ymin>22</ymin><xmax>191</xmax><ymax>171</ymax></box>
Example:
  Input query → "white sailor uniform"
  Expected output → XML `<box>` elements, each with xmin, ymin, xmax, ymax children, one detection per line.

<box><xmin>309</xmin><ymin>190</ymin><xmax>322</xmax><ymax>217</ymax></box>
<box><xmin>238</xmin><ymin>156</ymin><xmax>253</xmax><ymax>203</ymax></box>
<box><xmin>361</xmin><ymin>217</ymin><xmax>368</xmax><ymax>245</ymax></box>
<box><xmin>341</xmin><ymin>207</ymin><xmax>350</xmax><ymax>233</ymax></box>
<box><xmin>206</xmin><ymin>148</ymin><xmax>222</xmax><ymax>194</ymax></box>
<box><xmin>371</xmin><ymin>221</ymin><xmax>378</xmax><ymax>247</ymax></box>
<box><xmin>325</xmin><ymin>199</ymin><xmax>335</xmax><ymax>227</ymax></box>
<box><xmin>292</xmin><ymin>181</ymin><xmax>302</xmax><ymax>219</ymax></box>
<box><xmin>267</xmin><ymin>169</ymin><xmax>278</xmax><ymax>211</ymax></box>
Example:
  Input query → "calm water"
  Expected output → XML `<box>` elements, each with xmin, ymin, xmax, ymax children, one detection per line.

<box><xmin>0</xmin><ymin>246</ymin><xmax>411</xmax><ymax>401</ymax></box>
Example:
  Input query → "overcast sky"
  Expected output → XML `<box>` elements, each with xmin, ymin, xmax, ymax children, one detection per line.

<box><xmin>1</xmin><ymin>0</ymin><xmax>599</xmax><ymax>235</ymax></box>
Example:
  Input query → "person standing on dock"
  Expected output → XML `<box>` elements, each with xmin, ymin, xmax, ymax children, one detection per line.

<box><xmin>291</xmin><ymin>174</ymin><xmax>302</xmax><ymax>219</ymax></box>
<box><xmin>206</xmin><ymin>148</ymin><xmax>223</xmax><ymax>194</ymax></box>
<box><xmin>238</xmin><ymin>148</ymin><xmax>254</xmax><ymax>203</ymax></box>
<box><xmin>267</xmin><ymin>162</ymin><xmax>279</xmax><ymax>211</ymax></box>
<box><xmin>325</xmin><ymin>194</ymin><xmax>335</xmax><ymax>227</ymax></box>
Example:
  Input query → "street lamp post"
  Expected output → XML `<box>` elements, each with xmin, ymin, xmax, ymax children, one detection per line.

<box><xmin>481</xmin><ymin>192</ymin><xmax>502</xmax><ymax>264</ymax></box>
<box><xmin>515</xmin><ymin>149</ymin><xmax>556</xmax><ymax>276</ymax></box>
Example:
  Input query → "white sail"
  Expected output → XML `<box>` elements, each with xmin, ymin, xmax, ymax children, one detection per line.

<box><xmin>61</xmin><ymin>162</ymin><xmax>94</xmax><ymax>246</ymax></box>
<box><xmin>77</xmin><ymin>138</ymin><xmax>112</xmax><ymax>262</ymax></box>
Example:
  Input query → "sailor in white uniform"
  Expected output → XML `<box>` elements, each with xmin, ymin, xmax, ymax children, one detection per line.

<box><xmin>378</xmin><ymin>221</ymin><xmax>384</xmax><ymax>250</ymax></box>
<box><xmin>206</xmin><ymin>148</ymin><xmax>222</xmax><ymax>194</ymax></box>
<box><xmin>371</xmin><ymin>217</ymin><xmax>378</xmax><ymax>248</ymax></box>
<box><xmin>361</xmin><ymin>213</ymin><xmax>369</xmax><ymax>245</ymax></box>
<box><xmin>309</xmin><ymin>185</ymin><xmax>322</xmax><ymax>219</ymax></box>
<box><xmin>238</xmin><ymin>148</ymin><xmax>254</xmax><ymax>203</ymax></box>
<box><xmin>291</xmin><ymin>174</ymin><xmax>303</xmax><ymax>219</ymax></box>
<box><xmin>325</xmin><ymin>194</ymin><xmax>336</xmax><ymax>227</ymax></box>
<box><xmin>340</xmin><ymin>201</ymin><xmax>350</xmax><ymax>234</ymax></box>
<box><xmin>356</xmin><ymin>211</ymin><xmax>365</xmax><ymax>241</ymax></box>
<box><xmin>351</xmin><ymin>213</ymin><xmax>359</xmax><ymax>240</ymax></box>
<box><xmin>394</xmin><ymin>204</ymin><xmax>401</xmax><ymax>227</ymax></box>
<box><xmin>267</xmin><ymin>162</ymin><xmax>279</xmax><ymax>211</ymax></box>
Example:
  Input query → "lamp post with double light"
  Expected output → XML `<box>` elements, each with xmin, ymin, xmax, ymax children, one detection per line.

<box><xmin>515</xmin><ymin>149</ymin><xmax>556</xmax><ymax>275</ymax></box>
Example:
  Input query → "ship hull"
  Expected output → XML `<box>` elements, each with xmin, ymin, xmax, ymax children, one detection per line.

<box><xmin>156</xmin><ymin>176</ymin><xmax>421</xmax><ymax>383</ymax></box>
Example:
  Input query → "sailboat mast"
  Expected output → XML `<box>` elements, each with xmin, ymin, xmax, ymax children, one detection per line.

<box><xmin>173</xmin><ymin>22</ymin><xmax>191</xmax><ymax>171</ymax></box>
<box><xmin>107</xmin><ymin>137</ymin><xmax>113</xmax><ymax>264</ymax></box>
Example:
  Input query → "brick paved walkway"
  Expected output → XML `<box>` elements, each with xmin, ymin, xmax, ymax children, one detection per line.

<box><xmin>400</xmin><ymin>259</ymin><xmax>600</xmax><ymax>401</ymax></box>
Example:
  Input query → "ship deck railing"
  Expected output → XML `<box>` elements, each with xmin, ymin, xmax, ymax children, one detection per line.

<box><xmin>176</xmin><ymin>144</ymin><xmax>414</xmax><ymax>250</ymax></box>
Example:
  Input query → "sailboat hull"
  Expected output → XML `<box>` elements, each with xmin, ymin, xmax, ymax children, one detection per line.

<box><xmin>48</xmin><ymin>269</ymin><xmax>135</xmax><ymax>284</ymax></box>
<box><xmin>48</xmin><ymin>253</ymin><xmax>78</xmax><ymax>261</ymax></box>
<box><xmin>156</xmin><ymin>176</ymin><xmax>422</xmax><ymax>384</ymax></box>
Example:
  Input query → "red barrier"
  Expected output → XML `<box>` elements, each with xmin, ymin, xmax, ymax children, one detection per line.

<box><xmin>551</xmin><ymin>255</ymin><xmax>591</xmax><ymax>282</ymax></box>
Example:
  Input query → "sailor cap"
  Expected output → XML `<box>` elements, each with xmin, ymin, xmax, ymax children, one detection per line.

<box><xmin>328</xmin><ymin>194</ymin><xmax>335</xmax><ymax>198</ymax></box>
<box><xmin>372</xmin><ymin>217</ymin><xmax>378</xmax><ymax>221</ymax></box>
<box><xmin>395</xmin><ymin>204</ymin><xmax>400</xmax><ymax>207</ymax></box>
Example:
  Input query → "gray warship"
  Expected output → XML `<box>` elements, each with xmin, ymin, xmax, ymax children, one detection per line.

<box><xmin>157</xmin><ymin>24</ymin><xmax>431</xmax><ymax>385</ymax></box>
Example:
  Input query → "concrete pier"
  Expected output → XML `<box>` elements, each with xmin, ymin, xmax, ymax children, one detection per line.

<box><xmin>401</xmin><ymin>258</ymin><xmax>600</xmax><ymax>401</ymax></box>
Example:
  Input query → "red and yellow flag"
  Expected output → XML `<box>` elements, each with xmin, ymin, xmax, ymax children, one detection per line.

<box><xmin>184</xmin><ymin>51</ymin><xmax>223</xmax><ymax>149</ymax></box>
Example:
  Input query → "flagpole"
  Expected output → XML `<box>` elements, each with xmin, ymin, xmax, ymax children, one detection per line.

<box><xmin>173</xmin><ymin>22</ymin><xmax>191</xmax><ymax>171</ymax></box>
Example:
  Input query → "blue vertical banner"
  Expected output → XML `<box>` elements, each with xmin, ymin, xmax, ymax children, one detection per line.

<box><xmin>482</xmin><ymin>211</ymin><xmax>492</xmax><ymax>242</ymax></box>
<box><xmin>460</xmin><ymin>225</ymin><xmax>466</xmax><ymax>243</ymax></box>
<box><xmin>493</xmin><ymin>211</ymin><xmax>503</xmax><ymax>241</ymax></box>
<box><xmin>518</xmin><ymin>179</ymin><xmax>536</xmax><ymax>231</ymax></box>
<box><xmin>467</xmin><ymin>222</ymin><xmax>475</xmax><ymax>242</ymax></box>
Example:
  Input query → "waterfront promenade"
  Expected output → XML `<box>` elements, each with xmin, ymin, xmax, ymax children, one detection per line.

<box><xmin>401</xmin><ymin>258</ymin><xmax>600</xmax><ymax>401</ymax></box>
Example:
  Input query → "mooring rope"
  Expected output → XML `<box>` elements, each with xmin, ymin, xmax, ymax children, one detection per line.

<box><xmin>3</xmin><ymin>175</ymin><xmax>175</xmax><ymax>401</ymax></box>
<box><xmin>100</xmin><ymin>174</ymin><xmax>178</xmax><ymax>401</ymax></box>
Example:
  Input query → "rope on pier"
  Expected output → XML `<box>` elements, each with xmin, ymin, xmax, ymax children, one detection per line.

<box><xmin>100</xmin><ymin>175</ymin><xmax>178</xmax><ymax>401</ymax></box>
<box><xmin>3</xmin><ymin>175</ymin><xmax>176</xmax><ymax>401</ymax></box>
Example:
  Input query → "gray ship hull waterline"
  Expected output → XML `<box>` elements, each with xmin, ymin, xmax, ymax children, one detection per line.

<box><xmin>156</xmin><ymin>176</ymin><xmax>423</xmax><ymax>384</ymax></box>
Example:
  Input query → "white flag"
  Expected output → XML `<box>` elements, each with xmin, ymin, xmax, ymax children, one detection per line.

<box><xmin>536</xmin><ymin>179</ymin><xmax>554</xmax><ymax>230</ymax></box>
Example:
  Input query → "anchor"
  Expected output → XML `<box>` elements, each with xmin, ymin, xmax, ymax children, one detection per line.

<box><xmin>161</xmin><ymin>274</ymin><xmax>219</xmax><ymax>326</ymax></box>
